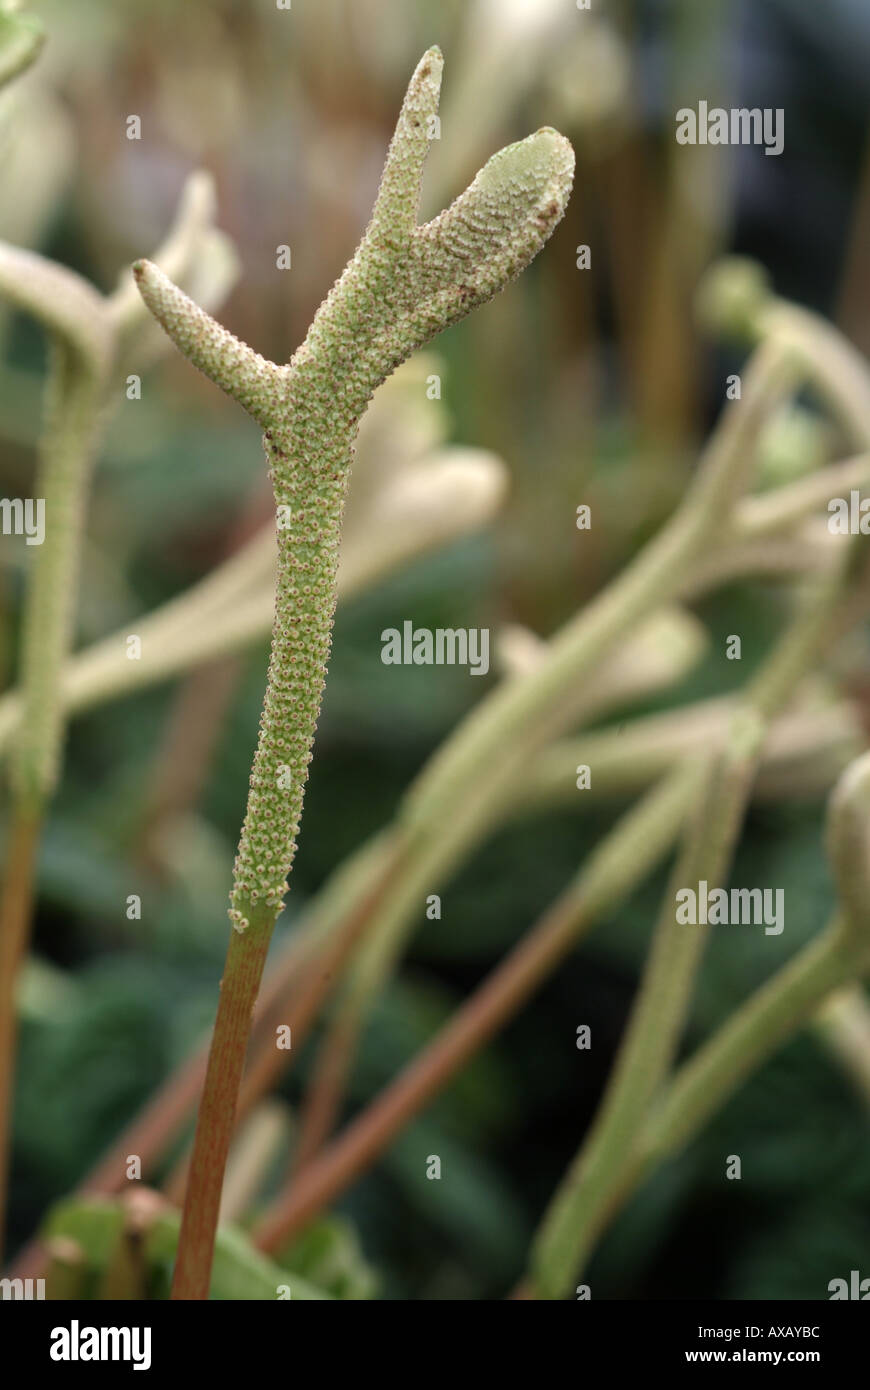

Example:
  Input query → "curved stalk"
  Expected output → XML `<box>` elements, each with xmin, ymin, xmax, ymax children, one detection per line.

<box><xmin>0</xmin><ymin>172</ymin><xmax>238</xmax><ymax>1254</ymax></box>
<box><xmin>527</xmin><ymin>535</ymin><xmax>870</xmax><ymax>1299</ymax></box>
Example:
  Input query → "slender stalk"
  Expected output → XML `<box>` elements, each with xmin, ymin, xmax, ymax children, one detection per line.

<box><xmin>0</xmin><ymin>357</ymin><xmax>107</xmax><ymax>1255</ymax></box>
<box><xmin>169</xmin><ymin>906</ymin><xmax>274</xmax><ymax>1299</ymax></box>
<box><xmin>519</xmin><ymin>923</ymin><xmax>859</xmax><ymax>1294</ymax></box>
<box><xmin>527</xmin><ymin>533</ymin><xmax>870</xmax><ymax>1299</ymax></box>
<box><xmin>528</xmin><ymin>720</ymin><xmax>761</xmax><ymax>1299</ymax></box>
<box><xmin>641</xmin><ymin>923</ymin><xmax>863</xmax><ymax>1169</ymax></box>
<box><xmin>292</xmin><ymin>1010</ymin><xmax>362</xmax><ymax>1176</ymax></box>
<box><xmin>0</xmin><ymin>807</ymin><xmax>41</xmax><ymax>1256</ymax></box>
<box><xmin>733</xmin><ymin>451</ymin><xmax>870</xmax><ymax>537</ymax></box>
<box><xmin>519</xmin><ymin>696</ymin><xmax>859</xmax><ymax>813</ymax></box>
<box><xmin>0</xmin><ymin>270</ymin><xmax>109</xmax><ymax>1253</ymax></box>
<box><xmin>812</xmin><ymin>984</ymin><xmax>870</xmax><ymax>1107</ymax></box>
<box><xmin>219</xmin><ymin>1103</ymin><xmax>288</xmax><ymax>1226</ymax></box>
<box><xmin>765</xmin><ymin>302</ymin><xmax>870</xmax><ymax>447</ymax></box>
<box><xmin>636</xmin><ymin>748</ymin><xmax>870</xmax><ymax>1176</ymax></box>
<box><xmin>164</xmin><ymin>836</ymin><xmax>405</xmax><ymax>1205</ymax></box>
<box><xmin>0</xmin><ymin>175</ymin><xmax>238</xmax><ymax>1256</ymax></box>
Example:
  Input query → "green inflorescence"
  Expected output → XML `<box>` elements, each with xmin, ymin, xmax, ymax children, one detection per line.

<box><xmin>133</xmin><ymin>46</ymin><xmax>574</xmax><ymax>933</ymax></box>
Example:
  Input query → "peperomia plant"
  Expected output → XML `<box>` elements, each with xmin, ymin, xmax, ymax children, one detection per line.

<box><xmin>132</xmin><ymin>46</ymin><xmax>574</xmax><ymax>1299</ymax></box>
<box><xmin>5</xmin><ymin>19</ymin><xmax>870</xmax><ymax>1308</ymax></box>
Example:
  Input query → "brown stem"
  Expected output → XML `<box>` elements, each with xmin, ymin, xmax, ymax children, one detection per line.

<box><xmin>0</xmin><ymin>805</ymin><xmax>42</xmax><ymax>1259</ymax></box>
<box><xmin>7</xmin><ymin>834</ymin><xmax>400</xmax><ymax>1281</ymax></box>
<box><xmin>170</xmin><ymin>832</ymin><xmax>409</xmax><ymax>1298</ymax></box>
<box><xmin>164</xmin><ymin>841</ymin><xmax>404</xmax><ymax>1206</ymax></box>
<box><xmin>171</xmin><ymin>911</ymin><xmax>274</xmax><ymax>1300</ymax></box>
<box><xmin>7</xmin><ymin>924</ymin><xmax>314</xmax><ymax>1280</ymax></box>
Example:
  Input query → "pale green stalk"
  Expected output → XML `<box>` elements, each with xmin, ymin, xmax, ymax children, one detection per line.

<box><xmin>0</xmin><ymin>171</ymin><xmax>237</xmax><ymax>807</ymax></box>
<box><xmin>811</xmin><ymin>984</ymin><xmax>870</xmax><ymax>1108</ymax></box>
<box><xmin>698</xmin><ymin>258</ymin><xmax>870</xmax><ymax>449</ymax></box>
<box><xmin>0</xmin><ymin>171</ymin><xmax>237</xmax><ymax>1253</ymax></box>
<box><xmin>583</xmin><ymin>752</ymin><xmax>870</xmax><ymax>1235</ymax></box>
<box><xmin>527</xmin><ymin>715</ymin><xmax>761</xmax><ymax>1298</ymax></box>
<box><xmin>527</xmin><ymin>535</ymin><xmax>870</xmax><ymax>1299</ymax></box>
<box><xmin>518</xmin><ymin>696</ymin><xmax>861</xmax><ymax>812</ymax></box>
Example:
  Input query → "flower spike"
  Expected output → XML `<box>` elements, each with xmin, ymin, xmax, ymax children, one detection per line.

<box><xmin>132</xmin><ymin>48</ymin><xmax>573</xmax><ymax>1300</ymax></box>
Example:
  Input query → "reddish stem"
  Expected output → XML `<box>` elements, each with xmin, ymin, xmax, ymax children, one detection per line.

<box><xmin>170</xmin><ymin>912</ymin><xmax>273</xmax><ymax>1300</ymax></box>
<box><xmin>0</xmin><ymin>806</ymin><xmax>42</xmax><ymax>1260</ymax></box>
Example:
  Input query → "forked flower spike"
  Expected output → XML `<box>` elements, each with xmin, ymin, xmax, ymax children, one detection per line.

<box><xmin>134</xmin><ymin>47</ymin><xmax>574</xmax><ymax>938</ymax></box>
<box><xmin>133</xmin><ymin>47</ymin><xmax>572</xmax><ymax>1300</ymax></box>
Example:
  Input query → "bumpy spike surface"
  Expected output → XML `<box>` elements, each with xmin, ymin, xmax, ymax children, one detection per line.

<box><xmin>134</xmin><ymin>47</ymin><xmax>574</xmax><ymax>932</ymax></box>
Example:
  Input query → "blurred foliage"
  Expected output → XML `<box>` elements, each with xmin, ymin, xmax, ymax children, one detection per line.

<box><xmin>44</xmin><ymin>1196</ymin><xmax>333</xmax><ymax>1299</ymax></box>
<box><xmin>2</xmin><ymin>0</ymin><xmax>870</xmax><ymax>1299</ymax></box>
<box><xmin>274</xmin><ymin>1215</ymin><xmax>378</xmax><ymax>1301</ymax></box>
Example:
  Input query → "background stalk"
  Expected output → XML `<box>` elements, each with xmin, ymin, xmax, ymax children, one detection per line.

<box><xmin>0</xmin><ymin>341</ymin><xmax>108</xmax><ymax>1256</ymax></box>
<box><xmin>0</xmin><ymin>175</ymin><xmax>238</xmax><ymax>1258</ymax></box>
<box><xmin>527</xmin><ymin>536</ymin><xmax>870</xmax><ymax>1299</ymax></box>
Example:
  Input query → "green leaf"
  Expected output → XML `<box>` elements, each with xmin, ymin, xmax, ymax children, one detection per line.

<box><xmin>43</xmin><ymin>1197</ymin><xmax>126</xmax><ymax>1268</ymax></box>
<box><xmin>42</xmin><ymin>1197</ymin><xmax>333</xmax><ymax>1300</ymax></box>
<box><xmin>275</xmin><ymin>1215</ymin><xmax>378</xmax><ymax>1300</ymax></box>
<box><xmin>147</xmin><ymin>1213</ymin><xmax>333</xmax><ymax>1301</ymax></box>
